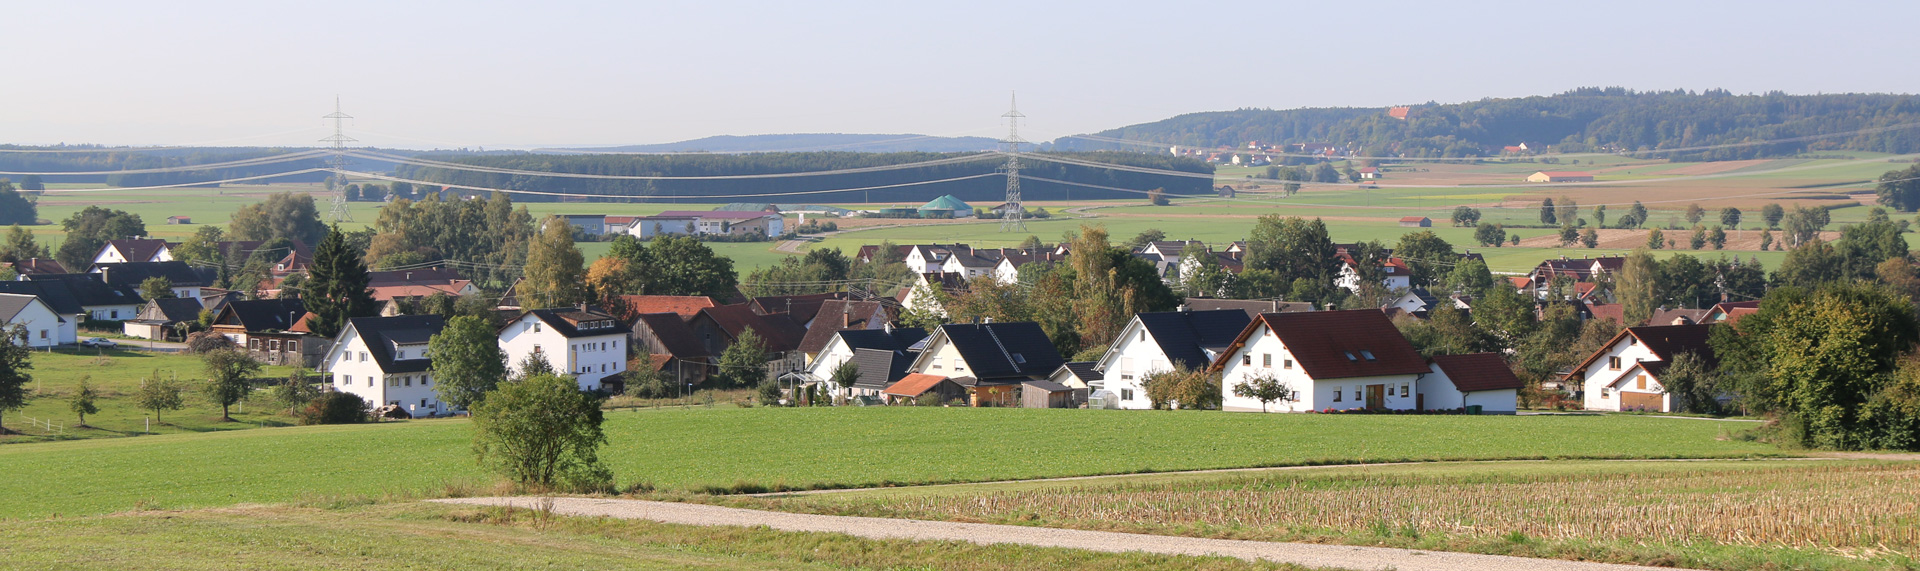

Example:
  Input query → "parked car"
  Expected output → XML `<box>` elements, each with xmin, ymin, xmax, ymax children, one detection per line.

<box><xmin>80</xmin><ymin>337</ymin><xmax>118</xmax><ymax>349</ymax></box>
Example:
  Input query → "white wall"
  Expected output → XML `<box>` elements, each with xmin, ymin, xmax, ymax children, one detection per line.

<box><xmin>498</xmin><ymin>313</ymin><xmax>625</xmax><ymax>392</ymax></box>
<box><xmin>1416</xmin><ymin>362</ymin><xmax>1518</xmax><ymax>413</ymax></box>
<box><xmin>1095</xmin><ymin>319</ymin><xmax>1173</xmax><ymax>410</ymax></box>
<box><xmin>326</xmin><ymin>329</ymin><xmax>447</xmax><ymax>416</ymax></box>
<box><xmin>5</xmin><ymin>298</ymin><xmax>71</xmax><ymax>347</ymax></box>
<box><xmin>1218</xmin><ymin>322</ymin><xmax>1419</xmax><ymax>413</ymax></box>
<box><xmin>87</xmin><ymin>304</ymin><xmax>142</xmax><ymax>321</ymax></box>
<box><xmin>631</xmin><ymin>219</ymin><xmax>697</xmax><ymax>239</ymax></box>
<box><xmin>1580</xmin><ymin>335</ymin><xmax>1660</xmax><ymax>411</ymax></box>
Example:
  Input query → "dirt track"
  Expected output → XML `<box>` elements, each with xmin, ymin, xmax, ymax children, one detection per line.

<box><xmin>434</xmin><ymin>497</ymin><xmax>1665</xmax><ymax>571</ymax></box>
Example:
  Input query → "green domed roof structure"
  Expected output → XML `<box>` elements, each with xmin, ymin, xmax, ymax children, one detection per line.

<box><xmin>917</xmin><ymin>194</ymin><xmax>972</xmax><ymax>215</ymax></box>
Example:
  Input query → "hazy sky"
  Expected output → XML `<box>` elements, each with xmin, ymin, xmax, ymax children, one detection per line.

<box><xmin>4</xmin><ymin>1</ymin><xmax>1917</xmax><ymax>149</ymax></box>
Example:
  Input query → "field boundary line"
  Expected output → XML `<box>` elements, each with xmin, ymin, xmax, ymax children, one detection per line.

<box><xmin>739</xmin><ymin>457</ymin><xmax>1830</xmax><ymax>497</ymax></box>
<box><xmin>432</xmin><ymin>496</ymin><xmax>1662</xmax><ymax>571</ymax></box>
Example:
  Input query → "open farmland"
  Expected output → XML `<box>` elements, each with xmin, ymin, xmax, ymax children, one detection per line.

<box><xmin>0</xmin><ymin>407</ymin><xmax>1775</xmax><ymax>519</ymax></box>
<box><xmin>738</xmin><ymin>459</ymin><xmax>1920</xmax><ymax>571</ymax></box>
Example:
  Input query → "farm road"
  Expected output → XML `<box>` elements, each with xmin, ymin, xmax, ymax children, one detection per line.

<box><xmin>434</xmin><ymin>497</ymin><xmax>1660</xmax><ymax>571</ymax></box>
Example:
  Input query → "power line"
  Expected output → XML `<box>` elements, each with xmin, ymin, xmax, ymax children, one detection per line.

<box><xmin>1000</xmin><ymin>92</ymin><xmax>1026</xmax><ymax>232</ymax></box>
<box><xmin>344</xmin><ymin>150</ymin><xmax>1002</xmax><ymax>180</ymax></box>
<box><xmin>334</xmin><ymin>169</ymin><xmax>1002</xmax><ymax>200</ymax></box>
<box><xmin>34</xmin><ymin>168</ymin><xmax>331</xmax><ymax>192</ymax></box>
<box><xmin>322</xmin><ymin>98</ymin><xmax>356</xmax><ymax>223</ymax></box>
<box><xmin>0</xmin><ymin>149</ymin><xmax>328</xmax><ymax>176</ymax></box>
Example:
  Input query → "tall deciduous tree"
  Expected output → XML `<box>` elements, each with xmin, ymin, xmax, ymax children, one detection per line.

<box><xmin>1875</xmin><ymin>164</ymin><xmax>1920</xmax><ymax>211</ymax></box>
<box><xmin>715</xmin><ymin>328</ymin><xmax>768</xmax><ymax>388</ymax></box>
<box><xmin>431</xmin><ymin>315</ymin><xmax>510</xmax><ymax>411</ymax></box>
<box><xmin>1762</xmin><ymin>203</ymin><xmax>1785</xmax><ymax>229</ymax></box>
<box><xmin>0</xmin><ymin>225</ymin><xmax>47</xmax><ymax>262</ymax></box>
<box><xmin>0</xmin><ymin>180</ymin><xmax>37</xmax><ymax>226</ymax></box>
<box><xmin>1719</xmin><ymin>207</ymin><xmax>1742</xmax><ymax>230</ymax></box>
<box><xmin>1617</xmin><ymin>248</ymin><xmax>1660</xmax><ymax>326</ymax></box>
<box><xmin>1685</xmin><ymin>203</ymin><xmax>1706</xmax><ymax>224</ymax></box>
<box><xmin>522</xmin><ymin>217</ymin><xmax>589</xmax><ymax>309</ymax></box>
<box><xmin>200</xmin><ymin>347</ymin><xmax>261</xmax><ymax>421</ymax></box>
<box><xmin>55</xmin><ymin>206</ymin><xmax>144</xmax><ymax>270</ymax></box>
<box><xmin>227</xmin><ymin>192</ymin><xmax>327</xmax><ymax>245</ymax></box>
<box><xmin>0</xmin><ymin>326</ymin><xmax>32</xmax><ymax>433</ymax></box>
<box><xmin>69</xmin><ymin>376</ymin><xmax>99</xmax><ymax>426</ymax></box>
<box><xmin>1539</xmin><ymin>198</ymin><xmax>1556</xmax><ymax>224</ymax></box>
<box><xmin>304</xmin><ymin>225</ymin><xmax>375</xmax><ymax>339</ymax></box>
<box><xmin>648</xmin><ymin>235</ymin><xmax>738</xmax><ymax>298</ymax></box>
<box><xmin>1393</xmin><ymin>231</ymin><xmax>1454</xmax><ymax>287</ymax></box>
<box><xmin>1556</xmin><ymin>197</ymin><xmax>1578</xmax><ymax>226</ymax></box>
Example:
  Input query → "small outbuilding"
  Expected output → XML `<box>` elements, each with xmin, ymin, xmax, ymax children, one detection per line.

<box><xmin>883</xmin><ymin>373</ymin><xmax>967</xmax><ymax>405</ymax></box>
<box><xmin>1398</xmin><ymin>216</ymin><xmax>1431</xmax><ymax>228</ymax></box>
<box><xmin>166</xmin><ymin>216</ymin><xmax>192</xmax><ymax>225</ymax></box>
<box><xmin>1020</xmin><ymin>379</ymin><xmax>1076</xmax><ymax>409</ymax></box>
<box><xmin>1526</xmin><ymin>171</ymin><xmax>1595</xmax><ymax>183</ymax></box>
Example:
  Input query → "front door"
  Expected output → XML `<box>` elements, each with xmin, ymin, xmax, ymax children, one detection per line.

<box><xmin>1365</xmin><ymin>384</ymin><xmax>1385</xmax><ymax>410</ymax></box>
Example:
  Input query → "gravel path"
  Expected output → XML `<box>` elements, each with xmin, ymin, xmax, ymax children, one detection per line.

<box><xmin>432</xmin><ymin>497</ymin><xmax>1661</xmax><ymax>571</ymax></box>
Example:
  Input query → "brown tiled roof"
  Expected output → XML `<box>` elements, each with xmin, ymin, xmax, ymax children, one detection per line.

<box><xmin>749</xmin><ymin>292</ymin><xmax>845</xmax><ymax>324</ymax></box>
<box><xmin>615</xmin><ymin>295</ymin><xmax>715</xmax><ymax>320</ymax></box>
<box><xmin>104</xmin><ymin>238</ymin><xmax>172</xmax><ymax>262</ymax></box>
<box><xmin>1586</xmin><ymin>302</ymin><xmax>1626</xmax><ymax>324</ymax></box>
<box><xmin>1430</xmin><ymin>353</ymin><xmax>1524</xmax><ymax>392</ymax></box>
<box><xmin>1182</xmin><ymin>298</ymin><xmax>1314</xmax><ymax>320</ymax></box>
<box><xmin>368</xmin><ymin>283</ymin><xmax>469</xmax><ymax>301</ymax></box>
<box><xmin>696</xmin><ymin>304</ymin><xmax>807</xmax><ymax>353</ymax></box>
<box><xmin>1630</xmin><ymin>324</ymin><xmax>1717</xmax><ymax>367</ymax></box>
<box><xmin>1212</xmin><ymin>309</ymin><xmax>1428</xmax><ymax>379</ymax></box>
<box><xmin>795</xmin><ymin>300</ymin><xmax>891</xmax><ymax>354</ymax></box>
<box><xmin>632</xmin><ymin>312</ymin><xmax>709</xmax><ymax>359</ymax></box>
<box><xmin>883</xmin><ymin>373</ymin><xmax>951</xmax><ymax>397</ymax></box>
<box><xmin>1648</xmin><ymin>308</ymin><xmax>1710</xmax><ymax>326</ymax></box>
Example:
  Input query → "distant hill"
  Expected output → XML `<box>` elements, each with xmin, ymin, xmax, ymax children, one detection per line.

<box><xmin>1054</xmin><ymin>88</ymin><xmax>1920</xmax><ymax>160</ymax></box>
<box><xmin>550</xmin><ymin>133</ymin><xmax>1003</xmax><ymax>154</ymax></box>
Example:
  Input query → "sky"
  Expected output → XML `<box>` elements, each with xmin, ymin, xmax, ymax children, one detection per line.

<box><xmin>4</xmin><ymin>0</ymin><xmax>1918</xmax><ymax>150</ymax></box>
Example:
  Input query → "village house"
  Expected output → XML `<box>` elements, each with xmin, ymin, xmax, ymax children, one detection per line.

<box><xmin>0</xmin><ymin>293</ymin><xmax>72</xmax><ymax>347</ymax></box>
<box><xmin>87</xmin><ymin>261</ymin><xmax>219</xmax><ymax>300</ymax></box>
<box><xmin>166</xmin><ymin>216</ymin><xmax>191</xmax><ymax>224</ymax></box>
<box><xmin>1212</xmin><ymin>310</ymin><xmax>1432</xmax><ymax>413</ymax></box>
<box><xmin>209</xmin><ymin>299</ymin><xmax>320</xmax><ymax>366</ymax></box>
<box><xmin>903</xmin><ymin>321</ymin><xmax>1065</xmax><ymax>407</ymax></box>
<box><xmin>802</xmin><ymin>326</ymin><xmax>926</xmax><ymax>393</ymax></box>
<box><xmin>122</xmin><ymin>297</ymin><xmax>207</xmax><ymax>341</ymax></box>
<box><xmin>612</xmin><ymin>294</ymin><xmax>716</xmax><ymax>321</ymax></box>
<box><xmin>1334</xmin><ymin>256</ymin><xmax>1412</xmax><ymax>293</ymax></box>
<box><xmin>847</xmin><ymin>346</ymin><xmax>920</xmax><ymax>401</ymax></box>
<box><xmin>91</xmin><ymin>238</ymin><xmax>174</xmax><ymax>264</ymax></box>
<box><xmin>2</xmin><ymin>258</ymin><xmax>68</xmax><ymax>277</ymax></box>
<box><xmin>1420</xmin><ymin>353</ymin><xmax>1525</xmax><ymax>413</ymax></box>
<box><xmin>1091</xmin><ymin>309</ymin><xmax>1251</xmax><ymax>409</ymax></box>
<box><xmin>326</xmin><ymin>315</ymin><xmax>448</xmax><ymax>417</ymax></box>
<box><xmin>1571</xmin><ymin>324</ymin><xmax>1716</xmax><ymax>412</ymax></box>
<box><xmin>1358</xmin><ymin>167</ymin><xmax>1383</xmax><ymax>179</ymax></box>
<box><xmin>653</xmin><ymin>210</ymin><xmax>786</xmax><ymax>238</ymax></box>
<box><xmin>499</xmin><ymin>307</ymin><xmax>632</xmax><ymax>392</ymax></box>
<box><xmin>1045</xmin><ymin>361</ymin><xmax>1101</xmax><ymax>402</ymax></box>
<box><xmin>11</xmin><ymin>274</ymin><xmax>142</xmax><ymax>321</ymax></box>
<box><xmin>687</xmin><ymin>303</ymin><xmax>808</xmax><ymax>380</ymax></box>
<box><xmin>794</xmin><ymin>299</ymin><xmax>896</xmax><ymax>364</ymax></box>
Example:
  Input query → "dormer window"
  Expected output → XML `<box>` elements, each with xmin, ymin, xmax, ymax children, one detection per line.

<box><xmin>1344</xmin><ymin>352</ymin><xmax>1357</xmax><ymax>361</ymax></box>
<box><xmin>533</xmin><ymin>321</ymin><xmax>542</xmax><ymax>333</ymax></box>
<box><xmin>1360</xmin><ymin>350</ymin><xmax>1376</xmax><ymax>361</ymax></box>
<box><xmin>1012</xmin><ymin>354</ymin><xmax>1025</xmax><ymax>364</ymax></box>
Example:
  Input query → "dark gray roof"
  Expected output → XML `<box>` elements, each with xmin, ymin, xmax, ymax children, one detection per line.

<box><xmin>1022</xmin><ymin>379</ymin><xmax>1072</xmax><ymax>393</ymax></box>
<box><xmin>934</xmin><ymin>322</ymin><xmax>1064</xmax><ymax>382</ymax></box>
<box><xmin>146</xmin><ymin>297</ymin><xmax>205</xmax><ymax>323</ymax></box>
<box><xmin>851</xmin><ymin>347</ymin><xmax>912</xmax><ymax>390</ymax></box>
<box><xmin>12</xmin><ymin>274</ymin><xmax>142</xmax><ymax>310</ymax></box>
<box><xmin>89</xmin><ymin>261</ymin><xmax>218</xmax><ymax>288</ymax></box>
<box><xmin>1135</xmin><ymin>309</ymin><xmax>1254</xmax><ymax>370</ymax></box>
<box><xmin>1053</xmin><ymin>361</ymin><xmax>1101</xmax><ymax>383</ymax></box>
<box><xmin>346</xmin><ymin>314</ymin><xmax>446</xmax><ymax>374</ymax></box>
<box><xmin>1405</xmin><ymin>287</ymin><xmax>1440</xmax><ymax>310</ymax></box>
<box><xmin>632</xmin><ymin>312</ymin><xmax>709</xmax><ymax>358</ymax></box>
<box><xmin>516</xmin><ymin>307</ymin><xmax>632</xmax><ymax>338</ymax></box>
<box><xmin>834</xmin><ymin>328</ymin><xmax>927</xmax><ymax>354</ymax></box>
<box><xmin>215</xmin><ymin>299</ymin><xmax>308</xmax><ymax>332</ymax></box>
<box><xmin>0</xmin><ymin>293</ymin><xmax>49</xmax><ymax>322</ymax></box>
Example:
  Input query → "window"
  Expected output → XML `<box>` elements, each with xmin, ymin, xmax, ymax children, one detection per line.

<box><xmin>110</xmin><ymin>310</ymin><xmax>118</xmax><ymax>319</ymax></box>
<box><xmin>1601</xmin><ymin>388</ymin><xmax>1612</xmax><ymax>399</ymax></box>
<box><xmin>1360</xmin><ymin>350</ymin><xmax>1376</xmax><ymax>361</ymax></box>
<box><xmin>38</xmin><ymin>330</ymin><xmax>46</xmax><ymax>339</ymax></box>
<box><xmin>1262</xmin><ymin>354</ymin><xmax>1272</xmax><ymax>367</ymax></box>
<box><xmin>1242</xmin><ymin>354</ymin><xmax>1251</xmax><ymax>366</ymax></box>
<box><xmin>397</xmin><ymin>350</ymin><xmax>405</xmax><ymax>359</ymax></box>
<box><xmin>1012</xmin><ymin>353</ymin><xmax>1025</xmax><ymax>364</ymax></box>
<box><xmin>388</xmin><ymin>376</ymin><xmax>399</xmax><ymax>387</ymax></box>
<box><xmin>1343</xmin><ymin>351</ymin><xmax>1357</xmax><ymax>361</ymax></box>
<box><xmin>269</xmin><ymin>340</ymin><xmax>280</xmax><ymax>351</ymax></box>
<box><xmin>601</xmin><ymin>364</ymin><xmax>607</xmax><ymax>373</ymax></box>
<box><xmin>404</xmin><ymin>376</ymin><xmax>412</xmax><ymax>386</ymax></box>
<box><xmin>533</xmin><ymin>322</ymin><xmax>542</xmax><ymax>333</ymax></box>
<box><xmin>1636</xmin><ymin>375</ymin><xmax>1646</xmax><ymax>390</ymax></box>
<box><xmin>359</xmin><ymin>351</ymin><xmax>368</xmax><ymax>362</ymax></box>
<box><xmin>1291</xmin><ymin>390</ymin><xmax>1301</xmax><ymax>401</ymax></box>
<box><xmin>1283</xmin><ymin>359</ymin><xmax>1293</xmax><ymax>369</ymax></box>
<box><xmin>420</xmin><ymin>399</ymin><xmax>428</xmax><ymax>408</ymax></box>
<box><xmin>1400</xmin><ymin>384</ymin><xmax>1409</xmax><ymax>398</ymax></box>
<box><xmin>1608</xmin><ymin>356</ymin><xmax>1621</xmax><ymax>370</ymax></box>
<box><xmin>421</xmin><ymin>375</ymin><xmax>430</xmax><ymax>386</ymax></box>
<box><xmin>533</xmin><ymin>345</ymin><xmax>543</xmax><ymax>354</ymax></box>
<box><xmin>1121</xmin><ymin>388</ymin><xmax>1134</xmax><ymax>401</ymax></box>
<box><xmin>1354</xmin><ymin>388</ymin><xmax>1361</xmax><ymax>400</ymax></box>
<box><xmin>287</xmin><ymin>341</ymin><xmax>297</xmax><ymax>352</ymax></box>
<box><xmin>1139</xmin><ymin>329</ymin><xmax>1146</xmax><ymax>342</ymax></box>
<box><xmin>1333</xmin><ymin>387</ymin><xmax>1343</xmax><ymax>402</ymax></box>
<box><xmin>342</xmin><ymin>375</ymin><xmax>352</xmax><ymax>385</ymax></box>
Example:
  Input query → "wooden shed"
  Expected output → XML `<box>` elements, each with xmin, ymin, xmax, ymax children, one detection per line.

<box><xmin>1020</xmin><ymin>380</ymin><xmax>1076</xmax><ymax>409</ymax></box>
<box><xmin>883</xmin><ymin>373</ymin><xmax>966</xmax><ymax>405</ymax></box>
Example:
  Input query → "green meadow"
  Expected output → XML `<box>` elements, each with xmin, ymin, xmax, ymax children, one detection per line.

<box><xmin>0</xmin><ymin>407</ymin><xmax>1774</xmax><ymax>519</ymax></box>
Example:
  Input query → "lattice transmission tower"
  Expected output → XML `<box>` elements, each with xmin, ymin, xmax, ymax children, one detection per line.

<box><xmin>999</xmin><ymin>92</ymin><xmax>1026</xmax><ymax>232</ymax></box>
<box><xmin>320</xmin><ymin>97</ymin><xmax>356</xmax><ymax>222</ymax></box>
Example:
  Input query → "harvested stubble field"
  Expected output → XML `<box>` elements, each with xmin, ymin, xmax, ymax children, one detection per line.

<box><xmin>741</xmin><ymin>460</ymin><xmax>1919</xmax><ymax>570</ymax></box>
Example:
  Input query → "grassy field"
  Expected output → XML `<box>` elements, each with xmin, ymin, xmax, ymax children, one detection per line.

<box><xmin>736</xmin><ymin>459</ymin><xmax>1920</xmax><ymax>570</ymax></box>
<box><xmin>0</xmin><ymin>347</ymin><xmax>299</xmax><ymax>442</ymax></box>
<box><xmin>0</xmin><ymin>407</ymin><xmax>1776</xmax><ymax>519</ymax></box>
<box><xmin>0</xmin><ymin>503</ymin><xmax>1302</xmax><ymax>571</ymax></box>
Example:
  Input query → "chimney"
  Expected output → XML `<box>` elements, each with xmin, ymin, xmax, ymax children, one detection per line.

<box><xmin>1177</xmin><ymin>303</ymin><xmax>1189</xmax><ymax>313</ymax></box>
<box><xmin>1325</xmin><ymin>302</ymin><xmax>1338</xmax><ymax>311</ymax></box>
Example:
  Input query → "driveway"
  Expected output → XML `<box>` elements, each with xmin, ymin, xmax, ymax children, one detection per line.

<box><xmin>433</xmin><ymin>497</ymin><xmax>1662</xmax><ymax>571</ymax></box>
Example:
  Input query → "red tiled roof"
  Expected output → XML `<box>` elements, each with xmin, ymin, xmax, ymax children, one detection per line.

<box><xmin>1535</xmin><ymin>171</ymin><xmax>1593</xmax><ymax>177</ymax></box>
<box><xmin>883</xmin><ymin>373</ymin><xmax>951</xmax><ymax>397</ymax></box>
<box><xmin>1431</xmin><ymin>352</ymin><xmax>1524</xmax><ymax>392</ymax></box>
<box><xmin>368</xmin><ymin>283</ymin><xmax>468</xmax><ymax>301</ymax></box>
<box><xmin>1213</xmin><ymin>309</ymin><xmax>1429</xmax><ymax>379</ymax></box>
<box><xmin>615</xmin><ymin>295</ymin><xmax>715</xmax><ymax>320</ymax></box>
<box><xmin>1398</xmin><ymin>216</ymin><xmax>1428</xmax><ymax>223</ymax></box>
<box><xmin>1506</xmin><ymin>276</ymin><xmax>1531</xmax><ymax>288</ymax></box>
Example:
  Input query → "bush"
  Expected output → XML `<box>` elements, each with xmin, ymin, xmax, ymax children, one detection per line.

<box><xmin>293</xmin><ymin>391</ymin><xmax>371</xmax><ymax>425</ymax></box>
<box><xmin>470</xmin><ymin>373</ymin><xmax>613</xmax><ymax>492</ymax></box>
<box><xmin>755</xmin><ymin>380</ymin><xmax>783</xmax><ymax>407</ymax></box>
<box><xmin>185</xmin><ymin>330</ymin><xmax>234</xmax><ymax>353</ymax></box>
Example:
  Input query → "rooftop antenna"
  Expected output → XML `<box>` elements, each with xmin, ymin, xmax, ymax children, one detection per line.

<box><xmin>320</xmin><ymin>97</ymin><xmax>356</xmax><ymax>222</ymax></box>
<box><xmin>999</xmin><ymin>92</ymin><xmax>1026</xmax><ymax>232</ymax></box>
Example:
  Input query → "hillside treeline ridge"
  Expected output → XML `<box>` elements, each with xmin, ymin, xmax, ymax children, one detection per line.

<box><xmin>1059</xmin><ymin>88</ymin><xmax>1920</xmax><ymax>160</ymax></box>
<box><xmin>395</xmin><ymin>151</ymin><xmax>1213</xmax><ymax>203</ymax></box>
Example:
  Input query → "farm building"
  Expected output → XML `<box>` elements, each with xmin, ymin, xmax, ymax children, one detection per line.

<box><xmin>917</xmin><ymin>195</ymin><xmax>973</xmax><ymax>218</ymax></box>
<box><xmin>1358</xmin><ymin>167</ymin><xmax>1382</xmax><ymax>179</ymax></box>
<box><xmin>1398</xmin><ymin>216</ymin><xmax>1430</xmax><ymax>227</ymax></box>
<box><xmin>1570</xmin><ymin>324</ymin><xmax>1715</xmax><ymax>412</ymax></box>
<box><xmin>166</xmin><ymin>216</ymin><xmax>191</xmax><ymax>224</ymax></box>
<box><xmin>882</xmin><ymin>373</ymin><xmax>967</xmax><ymax>405</ymax></box>
<box><xmin>1526</xmin><ymin>171</ymin><xmax>1594</xmax><ymax>183</ymax></box>
<box><xmin>904</xmin><ymin>321</ymin><xmax>1065</xmax><ymax>407</ymax></box>
<box><xmin>122</xmin><ymin>297</ymin><xmax>206</xmax><ymax>341</ymax></box>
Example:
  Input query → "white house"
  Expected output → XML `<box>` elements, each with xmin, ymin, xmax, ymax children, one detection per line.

<box><xmin>903</xmin><ymin>322</ymin><xmax>1065</xmax><ymax>407</ymax></box>
<box><xmin>1419</xmin><ymin>353</ymin><xmax>1523</xmax><ymax>413</ymax></box>
<box><xmin>1212</xmin><ymin>310</ymin><xmax>1432</xmax><ymax>412</ymax></box>
<box><xmin>0</xmin><ymin>293</ymin><xmax>73</xmax><ymax>347</ymax></box>
<box><xmin>1335</xmin><ymin>257</ymin><xmax>1412</xmax><ymax>293</ymax></box>
<box><xmin>1091</xmin><ymin>309</ymin><xmax>1251</xmax><ymax>409</ymax></box>
<box><xmin>325</xmin><ymin>315</ymin><xmax>449</xmax><ymax>417</ymax></box>
<box><xmin>499</xmin><ymin>307</ymin><xmax>632</xmax><ymax>392</ymax></box>
<box><xmin>904</xmin><ymin>244</ymin><xmax>967</xmax><ymax>274</ymax></box>
<box><xmin>801</xmin><ymin>327</ymin><xmax>926</xmax><ymax>393</ymax></box>
<box><xmin>1382</xmin><ymin>288</ymin><xmax>1441</xmax><ymax>315</ymax></box>
<box><xmin>91</xmin><ymin>238</ymin><xmax>173</xmax><ymax>265</ymax></box>
<box><xmin>1571</xmin><ymin>324</ymin><xmax>1715</xmax><ymax>412</ymax></box>
<box><xmin>628</xmin><ymin>216</ymin><xmax>699</xmax><ymax>239</ymax></box>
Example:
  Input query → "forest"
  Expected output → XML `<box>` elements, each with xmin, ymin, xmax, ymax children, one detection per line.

<box><xmin>1059</xmin><ymin>88</ymin><xmax>1920</xmax><ymax>160</ymax></box>
<box><xmin>393</xmin><ymin>151</ymin><xmax>1213</xmax><ymax>203</ymax></box>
